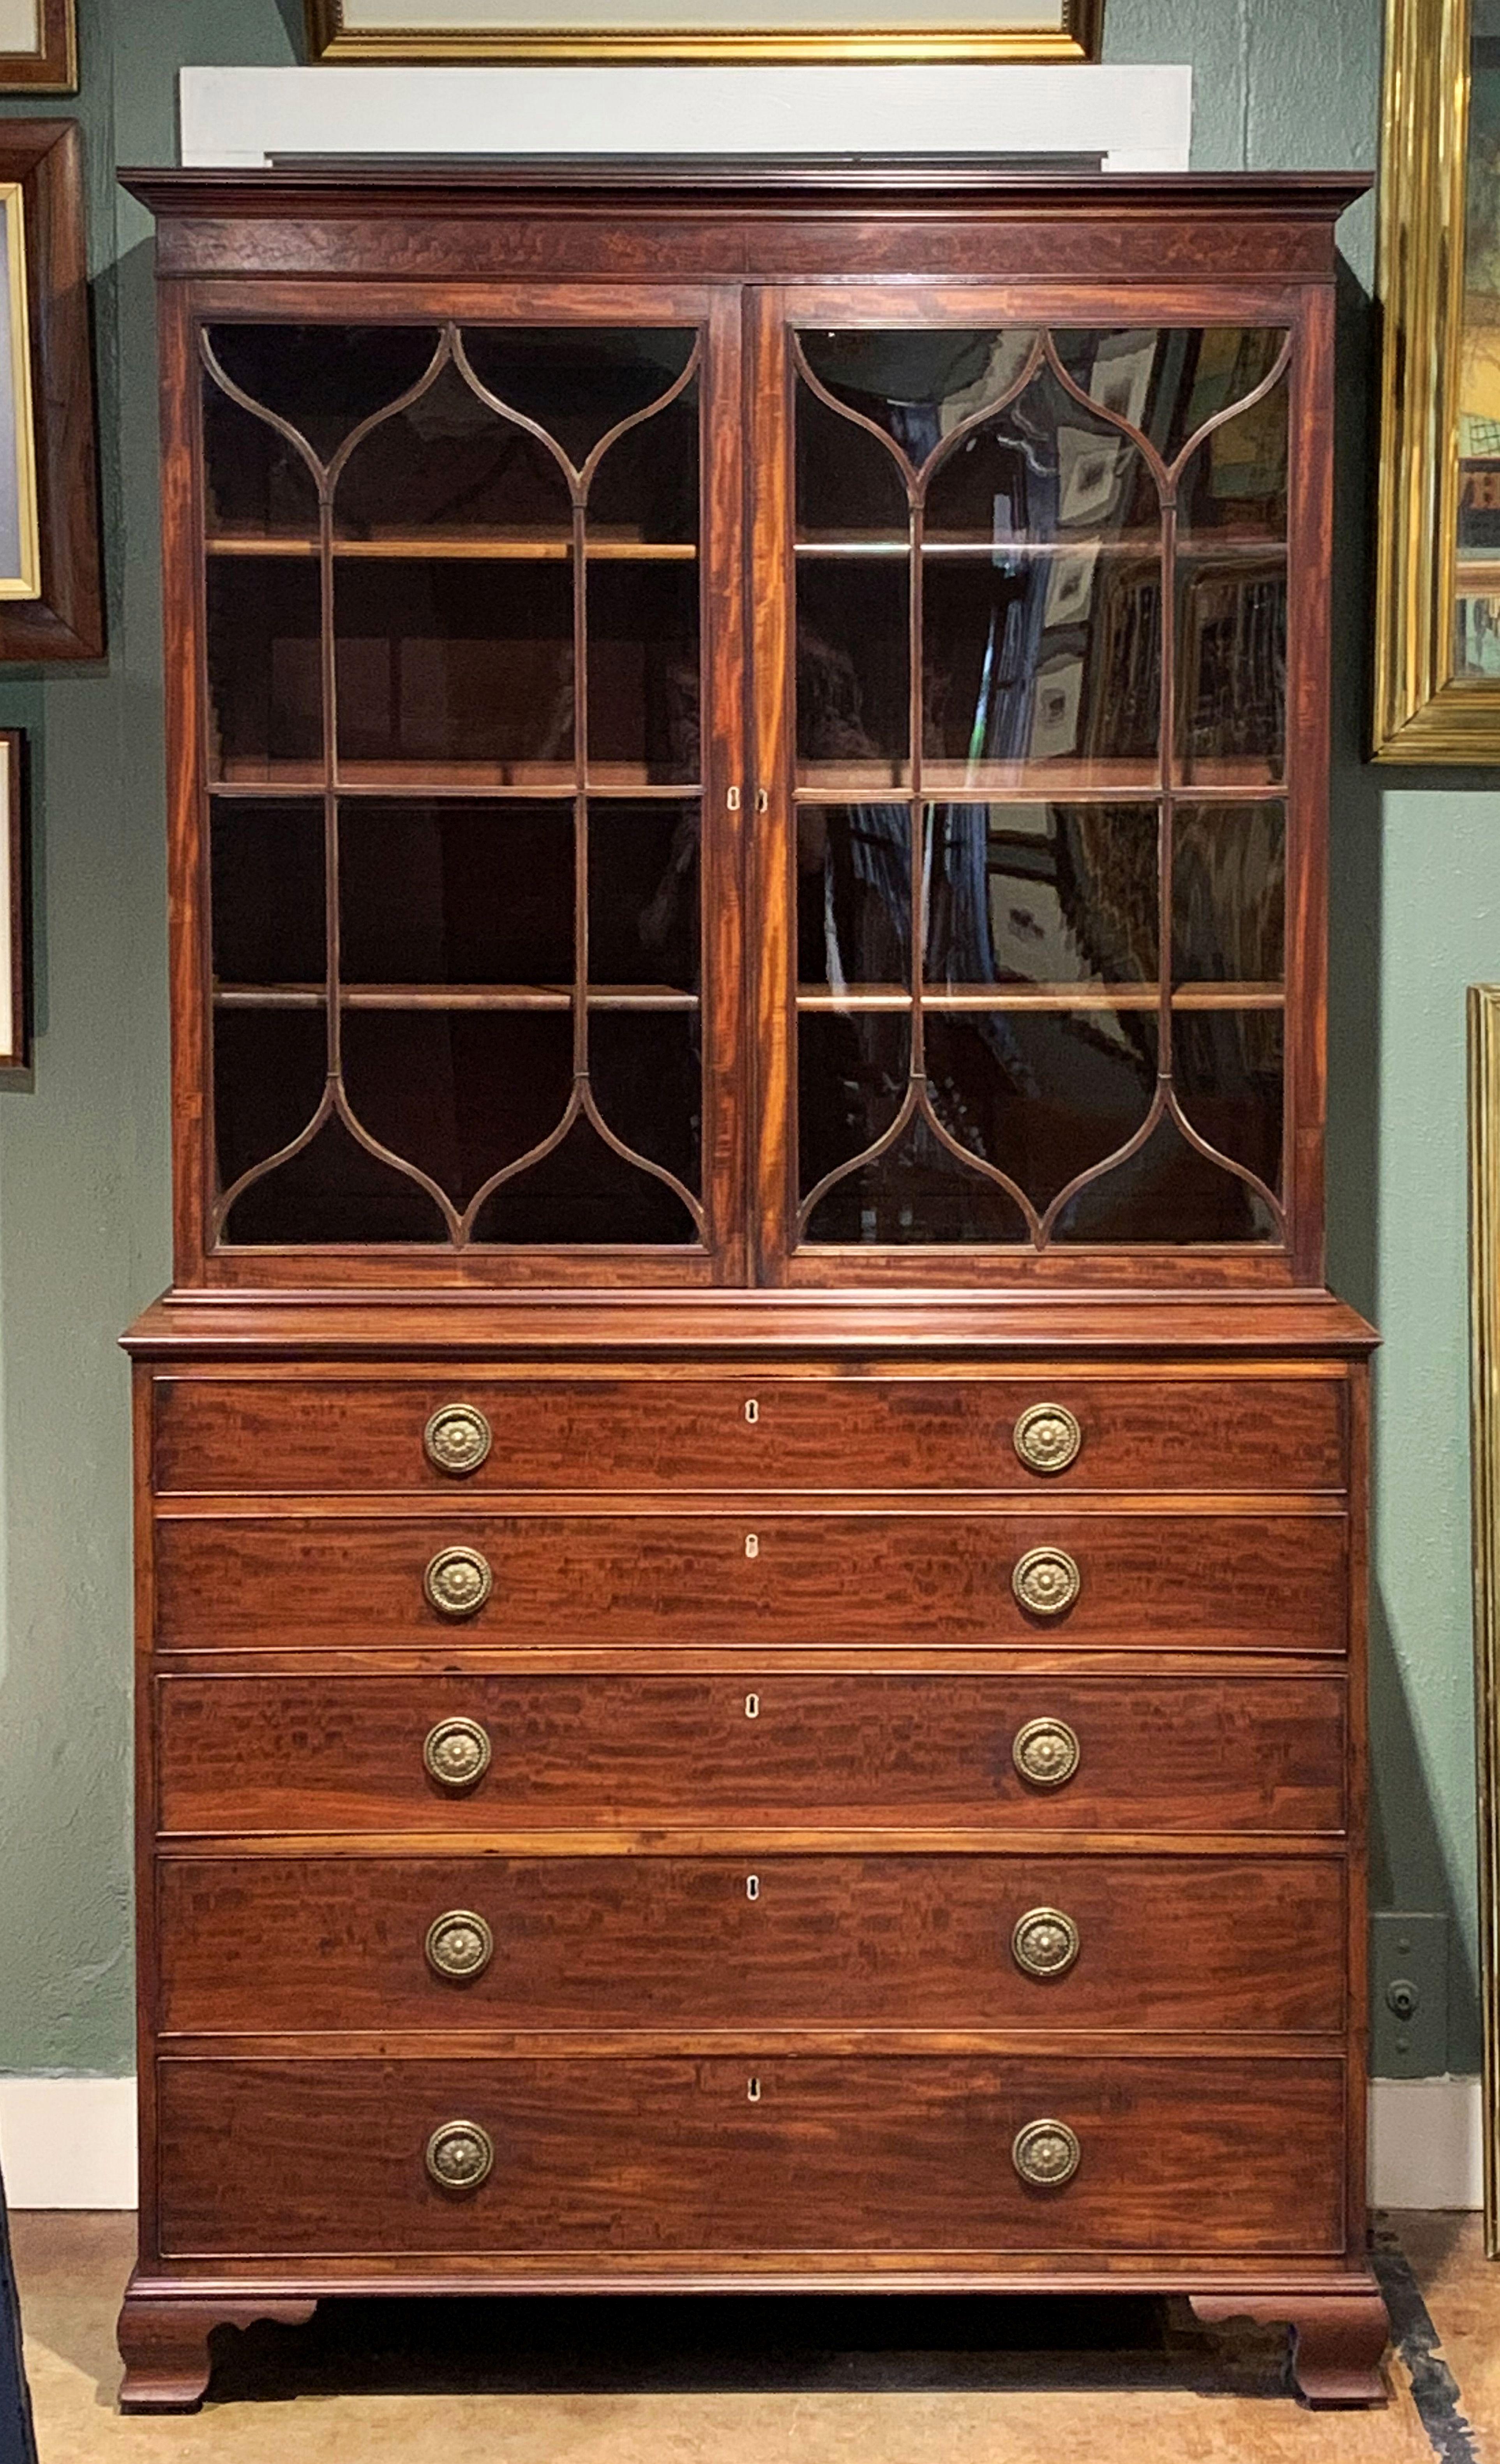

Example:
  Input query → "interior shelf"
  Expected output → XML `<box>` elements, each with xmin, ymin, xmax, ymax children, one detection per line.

<box><xmin>794</xmin><ymin>982</ymin><xmax>1286</xmax><ymax>1012</ymax></box>
<box><xmin>205</xmin><ymin>536</ymin><xmax>697</xmax><ymax>562</ymax></box>
<box><xmin>210</xmin><ymin>764</ymin><xmax>702</xmax><ymax>797</ymax></box>
<box><xmin>214</xmin><ymin>983</ymin><xmax>701</xmax><ymax>1011</ymax></box>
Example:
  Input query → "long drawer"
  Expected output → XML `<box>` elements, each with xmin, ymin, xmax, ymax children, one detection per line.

<box><xmin>155</xmin><ymin>2055</ymin><xmax>1348</xmax><ymax>2258</ymax></box>
<box><xmin>154</xmin><ymin>1670</ymin><xmax>1348</xmax><ymax>1836</ymax></box>
<box><xmin>151</xmin><ymin>1372</ymin><xmax>1348</xmax><ymax>1497</ymax></box>
<box><xmin>152</xmin><ymin>1510</ymin><xmax>1349</xmax><ymax>1653</ymax></box>
<box><xmin>156</xmin><ymin>1853</ymin><xmax>1346</xmax><ymax>2035</ymax></box>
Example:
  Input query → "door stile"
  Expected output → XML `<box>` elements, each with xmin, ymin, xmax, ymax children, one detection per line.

<box><xmin>746</xmin><ymin>288</ymin><xmax>796</xmax><ymax>1286</ymax></box>
<box><xmin>700</xmin><ymin>286</ymin><xmax>750</xmax><ymax>1285</ymax></box>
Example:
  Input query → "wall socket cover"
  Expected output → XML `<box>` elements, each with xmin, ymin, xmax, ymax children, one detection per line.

<box><xmin>1369</xmin><ymin>1911</ymin><xmax>1449</xmax><ymax>2078</ymax></box>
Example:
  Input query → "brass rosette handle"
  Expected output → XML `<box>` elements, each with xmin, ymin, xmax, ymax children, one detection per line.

<box><xmin>425</xmin><ymin>2120</ymin><xmax>494</xmax><ymax>2192</ymax></box>
<box><xmin>1012</xmin><ymin>2118</ymin><xmax>1081</xmax><ymax>2189</ymax></box>
<box><xmin>425</xmin><ymin>1909</ymin><xmax>494</xmax><ymax>1982</ymax></box>
<box><xmin>1011</xmin><ymin>1546</ymin><xmax>1081</xmax><ymax>1619</ymax></box>
<box><xmin>1011</xmin><ymin>1717</ymin><xmax>1080</xmax><ymax>1790</ymax></box>
<box><xmin>423</xmin><ymin>1715</ymin><xmax>492</xmax><ymax>1791</ymax></box>
<box><xmin>424</xmin><ymin>1403</ymin><xmax>493</xmax><ymax>1477</ymax></box>
<box><xmin>1012</xmin><ymin>1402</ymin><xmax>1082</xmax><ymax>1475</ymax></box>
<box><xmin>424</xmin><ymin>1545</ymin><xmax>494</xmax><ymax>1620</ymax></box>
<box><xmin>1011</xmin><ymin>1907</ymin><xmax>1080</xmax><ymax>1980</ymax></box>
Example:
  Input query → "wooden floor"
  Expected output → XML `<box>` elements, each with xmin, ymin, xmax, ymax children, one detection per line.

<box><xmin>10</xmin><ymin>2211</ymin><xmax>1483</xmax><ymax>2461</ymax></box>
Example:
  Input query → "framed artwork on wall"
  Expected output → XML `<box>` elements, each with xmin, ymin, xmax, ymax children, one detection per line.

<box><xmin>1375</xmin><ymin>0</ymin><xmax>1500</xmax><ymax>757</ymax></box>
<box><xmin>0</xmin><ymin>732</ymin><xmax>28</xmax><ymax>1078</ymax></box>
<box><xmin>0</xmin><ymin>1</ymin><xmax>74</xmax><ymax>93</ymax></box>
<box><xmin>0</xmin><ymin>122</ymin><xmax>100</xmax><ymax>659</ymax></box>
<box><xmin>304</xmin><ymin>0</ymin><xmax>1103</xmax><ymax>64</ymax></box>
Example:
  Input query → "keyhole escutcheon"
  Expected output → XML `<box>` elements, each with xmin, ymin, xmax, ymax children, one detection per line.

<box><xmin>746</xmin><ymin>1874</ymin><xmax>760</xmax><ymax>1901</ymax></box>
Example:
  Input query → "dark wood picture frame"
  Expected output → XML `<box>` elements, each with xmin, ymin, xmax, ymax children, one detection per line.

<box><xmin>0</xmin><ymin>123</ymin><xmax>100</xmax><ymax>659</ymax></box>
<box><xmin>0</xmin><ymin>0</ymin><xmax>75</xmax><ymax>94</ymax></box>
<box><xmin>0</xmin><ymin>731</ymin><xmax>31</xmax><ymax>1079</ymax></box>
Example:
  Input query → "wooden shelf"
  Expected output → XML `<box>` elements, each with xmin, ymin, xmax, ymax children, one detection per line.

<box><xmin>214</xmin><ymin>984</ymin><xmax>699</xmax><ymax>1012</ymax></box>
<box><xmin>792</xmin><ymin>766</ymin><xmax>1285</xmax><ymax>801</ymax></box>
<box><xmin>794</xmin><ymin>534</ymin><xmax>1287</xmax><ymax>562</ymax></box>
<box><xmin>795</xmin><ymin>982</ymin><xmax>1285</xmax><ymax>1012</ymax></box>
<box><xmin>206</xmin><ymin>535</ymin><xmax>696</xmax><ymax>562</ymax></box>
<box><xmin>211</xmin><ymin>765</ymin><xmax>702</xmax><ymax>798</ymax></box>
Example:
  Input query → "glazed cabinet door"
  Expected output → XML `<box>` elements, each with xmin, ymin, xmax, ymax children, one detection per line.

<box><xmin>749</xmin><ymin>286</ymin><xmax>1328</xmax><ymax>1287</ymax></box>
<box><xmin>180</xmin><ymin>287</ymin><xmax>746</xmax><ymax>1283</ymax></box>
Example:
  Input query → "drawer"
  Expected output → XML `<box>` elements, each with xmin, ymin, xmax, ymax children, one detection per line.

<box><xmin>155</xmin><ymin>1670</ymin><xmax>1348</xmax><ymax>1837</ymax></box>
<box><xmin>152</xmin><ymin>1510</ymin><xmax>1348</xmax><ymax>1653</ymax></box>
<box><xmin>155</xmin><ymin>2054</ymin><xmax>1347</xmax><ymax>2258</ymax></box>
<box><xmin>152</xmin><ymin>1372</ymin><xmax>1347</xmax><ymax>1497</ymax></box>
<box><xmin>157</xmin><ymin>1853</ymin><xmax>1346</xmax><ymax>2035</ymax></box>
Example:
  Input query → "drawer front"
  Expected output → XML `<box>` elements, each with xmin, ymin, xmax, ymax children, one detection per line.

<box><xmin>155</xmin><ymin>1671</ymin><xmax>1348</xmax><ymax>1837</ymax></box>
<box><xmin>152</xmin><ymin>1373</ymin><xmax>1347</xmax><ymax>1498</ymax></box>
<box><xmin>153</xmin><ymin>1512</ymin><xmax>1348</xmax><ymax>1653</ymax></box>
<box><xmin>157</xmin><ymin>1853</ymin><xmax>1346</xmax><ymax>2035</ymax></box>
<box><xmin>155</xmin><ymin>2055</ymin><xmax>1346</xmax><ymax>2257</ymax></box>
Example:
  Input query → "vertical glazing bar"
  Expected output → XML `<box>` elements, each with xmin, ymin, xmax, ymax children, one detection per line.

<box><xmin>1158</xmin><ymin>492</ymin><xmax>1178</xmax><ymax>1093</ymax></box>
<box><xmin>318</xmin><ymin>474</ymin><xmax>341</xmax><ymax>1087</ymax></box>
<box><xmin>908</xmin><ymin>480</ymin><xmax>926</xmax><ymax>1083</ymax></box>
<box><xmin>572</xmin><ymin>487</ymin><xmax>589</xmax><ymax>1085</ymax></box>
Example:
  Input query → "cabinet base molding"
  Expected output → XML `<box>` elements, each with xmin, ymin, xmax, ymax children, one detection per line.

<box><xmin>116</xmin><ymin>2289</ymin><xmax>318</xmax><ymax>2414</ymax></box>
<box><xmin>1187</xmin><ymin>2284</ymin><xmax>1391</xmax><ymax>2407</ymax></box>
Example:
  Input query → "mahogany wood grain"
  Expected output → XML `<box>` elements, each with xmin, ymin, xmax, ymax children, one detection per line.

<box><xmin>151</xmin><ymin>1371</ymin><xmax>1346</xmax><ymax>1496</ymax></box>
<box><xmin>151</xmin><ymin>1507</ymin><xmax>1349</xmax><ymax>1653</ymax></box>
<box><xmin>1188</xmin><ymin>2288</ymin><xmax>1390</xmax><ymax>2407</ymax></box>
<box><xmin>155</xmin><ymin>1851</ymin><xmax>1345</xmax><ymax>2035</ymax></box>
<box><xmin>117</xmin><ymin>2291</ymin><xmax>317</xmax><ymax>2415</ymax></box>
<box><xmin>154</xmin><ymin>1669</ymin><xmax>1348</xmax><ymax>1837</ymax></box>
<box><xmin>154</xmin><ymin>2054</ymin><xmax>1348</xmax><ymax>2259</ymax></box>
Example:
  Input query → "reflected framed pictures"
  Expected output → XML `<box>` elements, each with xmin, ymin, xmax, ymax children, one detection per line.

<box><xmin>304</xmin><ymin>0</ymin><xmax>1103</xmax><ymax>65</ymax></box>
<box><xmin>0</xmin><ymin>1</ymin><xmax>74</xmax><ymax>92</ymax></box>
<box><xmin>0</xmin><ymin>732</ymin><xmax>28</xmax><ymax>1077</ymax></box>
<box><xmin>1375</xmin><ymin>0</ymin><xmax>1500</xmax><ymax>756</ymax></box>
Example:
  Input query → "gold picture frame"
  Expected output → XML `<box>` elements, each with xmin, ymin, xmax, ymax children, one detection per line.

<box><xmin>304</xmin><ymin>0</ymin><xmax>1103</xmax><ymax>66</ymax></box>
<box><xmin>0</xmin><ymin>184</ymin><xmax>41</xmax><ymax>602</ymax></box>
<box><xmin>1470</xmin><ymin>983</ymin><xmax>1500</xmax><ymax>2251</ymax></box>
<box><xmin>0</xmin><ymin>731</ymin><xmax>29</xmax><ymax>1077</ymax></box>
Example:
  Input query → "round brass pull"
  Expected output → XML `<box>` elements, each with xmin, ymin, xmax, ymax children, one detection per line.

<box><xmin>1012</xmin><ymin>2118</ymin><xmax>1081</xmax><ymax>2188</ymax></box>
<box><xmin>1013</xmin><ymin>1402</ymin><xmax>1082</xmax><ymax>1475</ymax></box>
<box><xmin>1012</xmin><ymin>1717</ymin><xmax>1081</xmax><ymax>1791</ymax></box>
<box><xmin>1012</xmin><ymin>1546</ymin><xmax>1081</xmax><ymax>1619</ymax></box>
<box><xmin>424</xmin><ymin>1404</ymin><xmax>493</xmax><ymax>1477</ymax></box>
<box><xmin>425</xmin><ymin>2119</ymin><xmax>494</xmax><ymax>2192</ymax></box>
<box><xmin>423</xmin><ymin>1716</ymin><xmax>492</xmax><ymax>1791</ymax></box>
<box><xmin>425</xmin><ymin>1909</ymin><xmax>494</xmax><ymax>1981</ymax></box>
<box><xmin>424</xmin><ymin>1546</ymin><xmax>493</xmax><ymax>1619</ymax></box>
<box><xmin>1011</xmin><ymin>1906</ymin><xmax>1080</xmax><ymax>1979</ymax></box>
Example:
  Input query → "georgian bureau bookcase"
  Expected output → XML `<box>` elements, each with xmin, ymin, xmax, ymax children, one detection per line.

<box><xmin>116</xmin><ymin>162</ymin><xmax>1383</xmax><ymax>2412</ymax></box>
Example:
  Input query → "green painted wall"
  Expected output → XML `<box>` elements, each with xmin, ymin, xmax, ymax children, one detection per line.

<box><xmin>0</xmin><ymin>0</ymin><xmax>1481</xmax><ymax>2081</ymax></box>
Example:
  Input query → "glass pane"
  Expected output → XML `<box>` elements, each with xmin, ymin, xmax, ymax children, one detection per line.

<box><xmin>796</xmin><ymin>381</ymin><xmax>909</xmax><ymax>546</ymax></box>
<box><xmin>214</xmin><ymin>1008</ymin><xmax>326</xmax><ymax>1205</ymax></box>
<box><xmin>1173</xmin><ymin>1008</ymin><xmax>1284</xmax><ymax>1193</ymax></box>
<box><xmin>341</xmin><ymin>1010</ymin><xmax>572</xmax><ymax>1209</ymax></box>
<box><xmin>1177</xmin><ymin>562</ymin><xmax>1286</xmax><ymax>786</ymax></box>
<box><xmin>471</xmin><ymin>1115</ymin><xmax>697</xmax><ymax>1245</ymax></box>
<box><xmin>797</xmin><ymin>558</ymin><xmax>910</xmax><ymax>788</ymax></box>
<box><xmin>588</xmin><ymin>801</ymin><xmax>700</xmax><ymax>992</ymax></box>
<box><xmin>926</xmin><ymin>802</ymin><xmax>1158</xmax><ymax>991</ymax></box>
<box><xmin>206</xmin><ymin>558</ymin><xmax>322</xmax><ymax>784</ymax></box>
<box><xmin>333</xmin><ymin>356</ymin><xmax>572</xmax><ymax>546</ymax></box>
<box><xmin>222</xmin><ymin>1111</ymin><xmax>448</xmax><ymax>1246</ymax></box>
<box><xmin>588</xmin><ymin>378</ymin><xmax>699</xmax><ymax>546</ymax></box>
<box><xmin>798</xmin><ymin>1010</ymin><xmax>911</xmax><ymax>1199</ymax></box>
<box><xmin>334</xmin><ymin>559</ymin><xmax>574</xmax><ymax>780</ymax></box>
<box><xmin>591</xmin><ymin>1010</ymin><xmax>702</xmax><ymax>1196</ymax></box>
<box><xmin>799</xmin><ymin>329</ymin><xmax>1038</xmax><ymax>464</ymax></box>
<box><xmin>211</xmin><ymin>801</ymin><xmax>325</xmax><ymax>987</ymax></box>
<box><xmin>924</xmin><ymin>364</ymin><xmax>1151</xmax><ymax>548</ymax></box>
<box><xmin>339</xmin><ymin>802</ymin><xmax>573</xmax><ymax>987</ymax></box>
<box><xmin>1172</xmin><ymin>803</ymin><xmax>1286</xmax><ymax>987</ymax></box>
<box><xmin>1053</xmin><ymin>1107</ymin><xmax>1278</xmax><ymax>1245</ymax></box>
<box><xmin>206</xmin><ymin>325</ymin><xmax>440</xmax><ymax>462</ymax></box>
<box><xmin>462</xmin><ymin>327</ymin><xmax>695</xmax><ymax>470</ymax></box>
<box><xmin>202</xmin><ymin>382</ymin><xmax>318</xmax><ymax>544</ymax></box>
<box><xmin>798</xmin><ymin>804</ymin><xmax>911</xmax><ymax>992</ymax></box>
<box><xmin>805</xmin><ymin>1109</ymin><xmax>1029</xmax><ymax>1245</ymax></box>
<box><xmin>926</xmin><ymin>1009</ymin><xmax>1156</xmax><ymax>1218</ymax></box>
<box><xmin>1175</xmin><ymin>371</ymin><xmax>1288</xmax><ymax>544</ymax></box>
<box><xmin>587</xmin><ymin>563</ymin><xmax>700</xmax><ymax>785</ymax></box>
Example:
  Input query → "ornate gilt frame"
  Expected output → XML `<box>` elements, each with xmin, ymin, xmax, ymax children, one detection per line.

<box><xmin>1471</xmin><ymin>984</ymin><xmax>1500</xmax><ymax>2252</ymax></box>
<box><xmin>1374</xmin><ymin>0</ymin><xmax>1500</xmax><ymax>757</ymax></box>
<box><xmin>304</xmin><ymin>0</ymin><xmax>1102</xmax><ymax>64</ymax></box>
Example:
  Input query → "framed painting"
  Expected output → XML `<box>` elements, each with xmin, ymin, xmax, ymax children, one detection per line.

<box><xmin>304</xmin><ymin>0</ymin><xmax>1103</xmax><ymax>65</ymax></box>
<box><xmin>0</xmin><ymin>733</ymin><xmax>28</xmax><ymax>1078</ymax></box>
<box><xmin>0</xmin><ymin>0</ymin><xmax>74</xmax><ymax>92</ymax></box>
<box><xmin>0</xmin><ymin>123</ymin><xmax>100</xmax><ymax>659</ymax></box>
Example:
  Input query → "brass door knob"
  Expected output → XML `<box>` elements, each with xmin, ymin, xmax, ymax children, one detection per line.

<box><xmin>1012</xmin><ymin>1546</ymin><xmax>1081</xmax><ymax>1618</ymax></box>
<box><xmin>425</xmin><ymin>1910</ymin><xmax>494</xmax><ymax>1981</ymax></box>
<box><xmin>423</xmin><ymin>1716</ymin><xmax>492</xmax><ymax>1791</ymax></box>
<box><xmin>425</xmin><ymin>2120</ymin><xmax>494</xmax><ymax>2192</ymax></box>
<box><xmin>1011</xmin><ymin>1907</ymin><xmax>1080</xmax><ymax>1978</ymax></box>
<box><xmin>1012</xmin><ymin>2118</ymin><xmax>1081</xmax><ymax>2188</ymax></box>
<box><xmin>424</xmin><ymin>1404</ymin><xmax>493</xmax><ymax>1476</ymax></box>
<box><xmin>1012</xmin><ymin>1717</ymin><xmax>1081</xmax><ymax>1790</ymax></box>
<box><xmin>424</xmin><ymin>1546</ymin><xmax>493</xmax><ymax>1619</ymax></box>
<box><xmin>1013</xmin><ymin>1402</ymin><xmax>1082</xmax><ymax>1475</ymax></box>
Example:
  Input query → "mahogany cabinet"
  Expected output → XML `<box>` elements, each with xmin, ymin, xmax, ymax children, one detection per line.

<box><xmin>116</xmin><ymin>163</ymin><xmax>1383</xmax><ymax>2411</ymax></box>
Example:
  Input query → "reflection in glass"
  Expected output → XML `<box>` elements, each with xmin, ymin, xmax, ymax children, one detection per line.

<box><xmin>1173</xmin><ymin>1009</ymin><xmax>1284</xmax><ymax>1192</ymax></box>
<box><xmin>923</xmin><ymin>552</ymin><xmax>1161</xmax><ymax>784</ymax></box>
<box><xmin>339</xmin><ymin>802</ymin><xmax>574</xmax><ymax>987</ymax></box>
<box><xmin>797</xmin><ymin>558</ymin><xmax>909</xmax><ymax>783</ymax></box>
<box><xmin>1172</xmin><ymin>803</ymin><xmax>1285</xmax><ymax>987</ymax></box>
<box><xmin>334</xmin><ymin>559</ymin><xmax>574</xmax><ymax>775</ymax></box>
<box><xmin>1177</xmin><ymin>562</ymin><xmax>1286</xmax><ymax>784</ymax></box>
<box><xmin>805</xmin><ymin>1109</ymin><xmax>1029</xmax><ymax>1245</ymax></box>
<box><xmin>211</xmin><ymin>801</ymin><xmax>325</xmax><ymax>987</ymax></box>
<box><xmin>799</xmin><ymin>1011</ymin><xmax>911</xmax><ymax>1196</ymax></box>
<box><xmin>206</xmin><ymin>558</ymin><xmax>322</xmax><ymax>781</ymax></box>
<box><xmin>588</xmin><ymin>802</ymin><xmax>700</xmax><ymax>991</ymax></box>
<box><xmin>925</xmin><ymin>803</ymin><xmax>1158</xmax><ymax>990</ymax></box>
<box><xmin>800</xmin><ymin>329</ymin><xmax>1037</xmax><ymax>461</ymax></box>
<box><xmin>797</xmin><ymin>805</ymin><xmax>911</xmax><ymax>991</ymax></box>
<box><xmin>1051</xmin><ymin>325</ymin><xmax>1288</xmax><ymax>487</ymax></box>
<box><xmin>926</xmin><ymin>1009</ymin><xmax>1156</xmax><ymax>1218</ymax></box>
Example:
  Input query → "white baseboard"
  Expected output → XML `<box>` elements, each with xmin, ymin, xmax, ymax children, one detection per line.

<box><xmin>0</xmin><ymin>2072</ymin><xmax>1484</xmax><ymax>2213</ymax></box>
<box><xmin>0</xmin><ymin>2077</ymin><xmax>138</xmax><ymax>2209</ymax></box>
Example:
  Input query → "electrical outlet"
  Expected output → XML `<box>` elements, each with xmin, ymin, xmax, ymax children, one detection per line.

<box><xmin>1370</xmin><ymin>1912</ymin><xmax>1449</xmax><ymax>2077</ymax></box>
